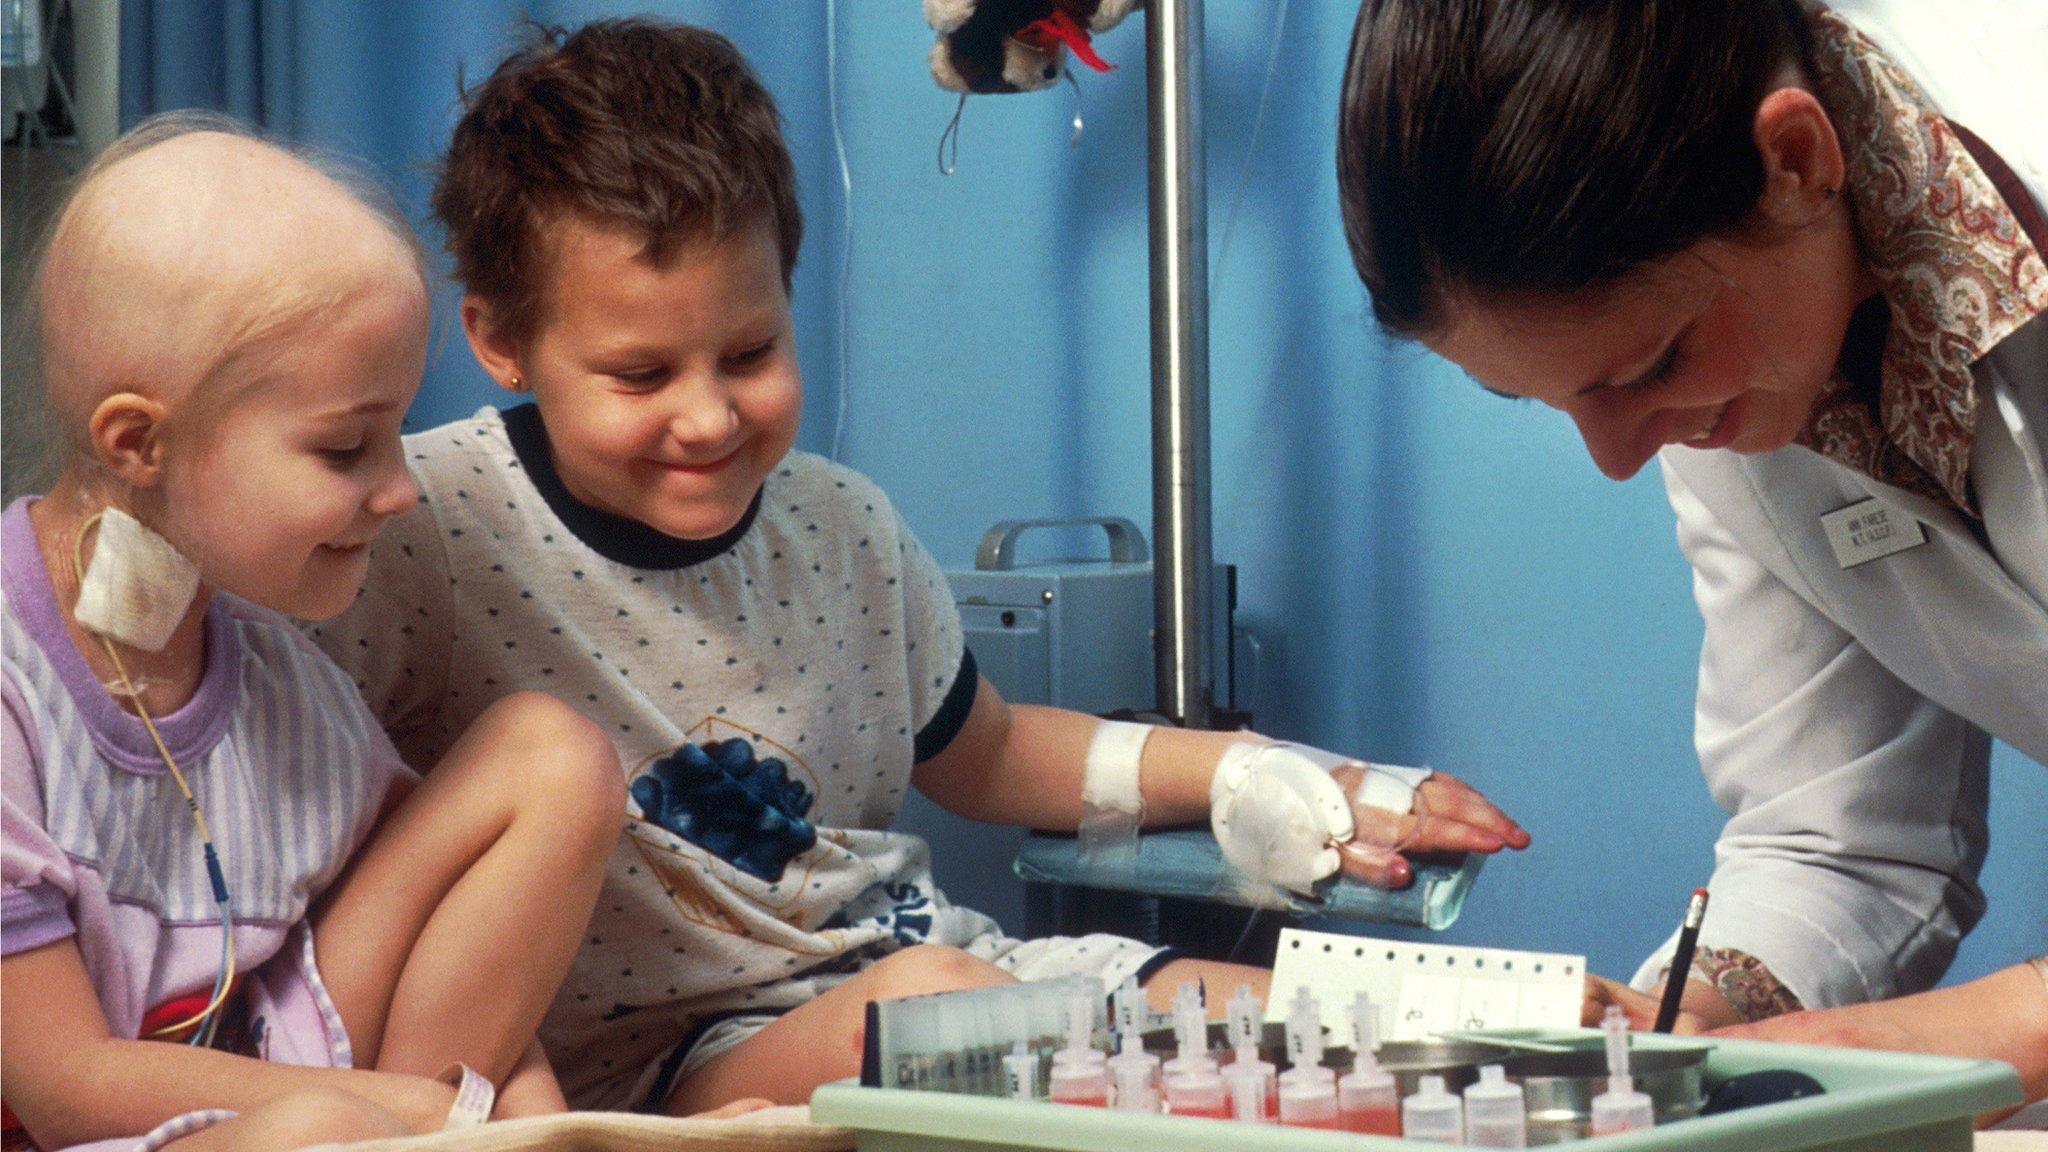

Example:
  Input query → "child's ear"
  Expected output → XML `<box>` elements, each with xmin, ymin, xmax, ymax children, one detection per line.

<box><xmin>459</xmin><ymin>295</ymin><xmax>530</xmax><ymax>394</ymax></box>
<box><xmin>87</xmin><ymin>393</ymin><xmax>171</xmax><ymax>488</ymax></box>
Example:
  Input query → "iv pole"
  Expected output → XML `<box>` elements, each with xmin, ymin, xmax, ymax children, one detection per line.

<box><xmin>1145</xmin><ymin>0</ymin><xmax>1216</xmax><ymax>728</ymax></box>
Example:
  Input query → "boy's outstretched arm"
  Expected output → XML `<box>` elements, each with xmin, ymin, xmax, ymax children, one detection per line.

<box><xmin>910</xmin><ymin>677</ymin><xmax>1528</xmax><ymax>888</ymax></box>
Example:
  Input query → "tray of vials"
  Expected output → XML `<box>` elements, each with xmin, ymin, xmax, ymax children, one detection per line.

<box><xmin>817</xmin><ymin>978</ymin><xmax>2022</xmax><ymax>1151</ymax></box>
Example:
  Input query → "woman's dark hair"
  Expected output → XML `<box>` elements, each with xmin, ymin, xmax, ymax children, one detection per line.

<box><xmin>1337</xmin><ymin>0</ymin><xmax>1809</xmax><ymax>338</ymax></box>
<box><xmin>434</xmin><ymin>19</ymin><xmax>802</xmax><ymax>345</ymax></box>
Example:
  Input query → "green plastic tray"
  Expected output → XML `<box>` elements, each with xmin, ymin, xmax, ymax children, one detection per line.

<box><xmin>810</xmin><ymin>1031</ymin><xmax>2022</xmax><ymax>1152</ymax></box>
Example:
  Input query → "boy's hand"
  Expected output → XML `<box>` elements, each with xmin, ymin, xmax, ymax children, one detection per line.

<box><xmin>1210</xmin><ymin>744</ymin><xmax>1530</xmax><ymax>894</ymax></box>
<box><xmin>1331</xmin><ymin>766</ymin><xmax>1530</xmax><ymax>886</ymax></box>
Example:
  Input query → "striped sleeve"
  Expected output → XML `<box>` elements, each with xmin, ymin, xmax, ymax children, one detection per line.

<box><xmin>3</xmin><ymin>679</ymin><xmax>77</xmax><ymax>955</ymax></box>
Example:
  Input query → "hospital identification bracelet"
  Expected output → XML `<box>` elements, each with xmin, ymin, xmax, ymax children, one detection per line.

<box><xmin>437</xmin><ymin>1062</ymin><xmax>495</xmax><ymax>1129</ymax></box>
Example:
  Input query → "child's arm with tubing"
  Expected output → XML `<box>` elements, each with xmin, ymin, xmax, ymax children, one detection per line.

<box><xmin>2</xmin><ymin>939</ymin><xmax>458</xmax><ymax>1146</ymax></box>
<box><xmin>2</xmin><ymin>691</ymin><xmax>618</xmax><ymax>1144</ymax></box>
<box><xmin>910</xmin><ymin>676</ymin><xmax>1528</xmax><ymax>888</ymax></box>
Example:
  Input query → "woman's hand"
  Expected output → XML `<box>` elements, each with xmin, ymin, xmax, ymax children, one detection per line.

<box><xmin>1330</xmin><ymin>766</ymin><xmax>1530</xmax><ymax>888</ymax></box>
<box><xmin>1580</xmin><ymin>973</ymin><xmax>1743</xmax><ymax>1035</ymax></box>
<box><xmin>1715</xmin><ymin>965</ymin><xmax>2048</xmax><ymax>1108</ymax></box>
<box><xmin>1585</xmin><ymin>964</ymin><xmax>2048</xmax><ymax>1115</ymax></box>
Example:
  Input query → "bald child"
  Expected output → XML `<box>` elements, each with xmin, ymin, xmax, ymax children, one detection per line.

<box><xmin>1</xmin><ymin>113</ymin><xmax>638</xmax><ymax>1149</ymax></box>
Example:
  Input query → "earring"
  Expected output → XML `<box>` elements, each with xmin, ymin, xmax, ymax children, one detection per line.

<box><xmin>1823</xmin><ymin>186</ymin><xmax>1839</xmax><ymax>199</ymax></box>
<box><xmin>509</xmin><ymin>375</ymin><xmax>524</xmax><ymax>391</ymax></box>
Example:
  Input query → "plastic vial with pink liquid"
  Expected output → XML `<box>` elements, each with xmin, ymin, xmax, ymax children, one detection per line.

<box><xmin>1338</xmin><ymin>991</ymin><xmax>1400</xmax><ymax>1135</ymax></box>
<box><xmin>1402</xmin><ymin>1074</ymin><xmax>1465</xmax><ymax>1145</ymax></box>
<box><xmin>1276</xmin><ymin>988</ymin><xmax>1340</xmax><ymax>1130</ymax></box>
<box><xmin>1047</xmin><ymin>993</ymin><xmax>1108</xmax><ymax>1107</ymax></box>
<box><xmin>1590</xmin><ymin>1006</ymin><xmax>1655</xmax><ymax>1135</ymax></box>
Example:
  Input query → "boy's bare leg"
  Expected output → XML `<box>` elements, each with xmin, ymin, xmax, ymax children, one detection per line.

<box><xmin>160</xmin><ymin>1088</ymin><xmax>408</xmax><ymax>1151</ymax></box>
<box><xmin>493</xmin><ymin>1039</ymin><xmax>569</xmax><ymax>1118</ymax></box>
<box><xmin>694</xmin><ymin>1099</ymin><xmax>778</xmax><ymax>1119</ymax></box>
<box><xmin>312</xmin><ymin>692</ymin><xmax>626</xmax><ymax>1087</ymax></box>
<box><xmin>662</xmin><ymin>945</ymin><xmax>1018</xmax><ymax>1115</ymax></box>
<box><xmin>1142</xmin><ymin>958</ymin><xmax>1272</xmax><ymax>1016</ymax></box>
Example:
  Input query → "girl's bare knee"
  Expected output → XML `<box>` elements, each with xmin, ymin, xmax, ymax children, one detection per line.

<box><xmin>479</xmin><ymin>691</ymin><xmax>627</xmax><ymax>833</ymax></box>
<box><xmin>233</xmin><ymin>1088</ymin><xmax>408</xmax><ymax>1145</ymax></box>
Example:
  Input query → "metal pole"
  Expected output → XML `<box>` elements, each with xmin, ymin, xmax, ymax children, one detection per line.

<box><xmin>1145</xmin><ymin>0</ymin><xmax>1214</xmax><ymax>728</ymax></box>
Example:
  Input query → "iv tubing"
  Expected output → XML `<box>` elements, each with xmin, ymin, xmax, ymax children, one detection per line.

<box><xmin>825</xmin><ymin>0</ymin><xmax>856</xmax><ymax>463</ymax></box>
<box><xmin>74</xmin><ymin>514</ymin><xmax>237</xmax><ymax>1040</ymax></box>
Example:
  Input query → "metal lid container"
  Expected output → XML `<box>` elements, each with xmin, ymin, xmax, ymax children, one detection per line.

<box><xmin>1503</xmin><ymin>1046</ymin><xmax>1710</xmax><ymax>1144</ymax></box>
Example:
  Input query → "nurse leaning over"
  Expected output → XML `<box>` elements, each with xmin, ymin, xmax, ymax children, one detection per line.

<box><xmin>1336</xmin><ymin>0</ymin><xmax>2048</xmax><ymax>1108</ymax></box>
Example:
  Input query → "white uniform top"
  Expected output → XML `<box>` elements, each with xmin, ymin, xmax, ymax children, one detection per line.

<box><xmin>1637</xmin><ymin>0</ymin><xmax>2048</xmax><ymax>1010</ymax></box>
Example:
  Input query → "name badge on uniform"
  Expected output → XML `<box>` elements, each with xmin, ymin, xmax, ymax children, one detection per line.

<box><xmin>1820</xmin><ymin>498</ymin><xmax>1927</xmax><ymax>569</ymax></box>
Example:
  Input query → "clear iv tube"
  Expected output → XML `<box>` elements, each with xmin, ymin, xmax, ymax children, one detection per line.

<box><xmin>73</xmin><ymin>515</ymin><xmax>236</xmax><ymax>1042</ymax></box>
<box><xmin>825</xmin><ymin>0</ymin><xmax>856</xmax><ymax>462</ymax></box>
<box><xmin>1212</xmin><ymin>0</ymin><xmax>1292</xmax><ymax>279</ymax></box>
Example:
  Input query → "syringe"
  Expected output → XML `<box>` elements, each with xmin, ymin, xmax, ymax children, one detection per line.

<box><xmin>1108</xmin><ymin>1020</ymin><xmax>1161</xmax><ymax>1113</ymax></box>
<box><xmin>1338</xmin><ymin>991</ymin><xmax>1399</xmax><ymax>1135</ymax></box>
<box><xmin>1223</xmin><ymin>985</ymin><xmax>1277</xmax><ymax>1122</ymax></box>
<box><xmin>1163</xmin><ymin>982</ymin><xmax>1217</xmax><ymax>1083</ymax></box>
<box><xmin>1277</xmin><ymin>987</ymin><xmax>1339</xmax><ymax>1129</ymax></box>
<box><xmin>1048</xmin><ymin>992</ymin><xmax>1108</xmax><ymax>1107</ymax></box>
<box><xmin>1112</xmin><ymin>974</ymin><xmax>1145</xmax><ymax>1037</ymax></box>
<box><xmin>1590</xmin><ymin>1005</ymin><xmax>1655</xmax><ymax>1135</ymax></box>
<box><xmin>1004</xmin><ymin>1038</ymin><xmax>1039</xmax><ymax>1102</ymax></box>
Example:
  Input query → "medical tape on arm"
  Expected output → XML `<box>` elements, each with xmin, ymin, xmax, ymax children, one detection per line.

<box><xmin>1078</xmin><ymin>720</ymin><xmax>1153</xmax><ymax>871</ymax></box>
<box><xmin>1353</xmin><ymin>761</ymin><xmax>1432</xmax><ymax>814</ymax></box>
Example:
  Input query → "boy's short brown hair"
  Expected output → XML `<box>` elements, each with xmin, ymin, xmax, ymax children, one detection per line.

<box><xmin>433</xmin><ymin>19</ymin><xmax>802</xmax><ymax>344</ymax></box>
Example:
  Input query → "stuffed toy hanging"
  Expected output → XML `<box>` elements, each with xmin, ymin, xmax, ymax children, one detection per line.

<box><xmin>925</xmin><ymin>0</ymin><xmax>1144</xmax><ymax>94</ymax></box>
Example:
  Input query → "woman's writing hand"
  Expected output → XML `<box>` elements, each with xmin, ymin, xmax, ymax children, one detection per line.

<box><xmin>1580</xmin><ymin>973</ymin><xmax>1742</xmax><ymax>1035</ymax></box>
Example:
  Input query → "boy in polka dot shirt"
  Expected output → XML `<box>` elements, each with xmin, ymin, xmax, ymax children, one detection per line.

<box><xmin>312</xmin><ymin>18</ymin><xmax>1527</xmax><ymax>1117</ymax></box>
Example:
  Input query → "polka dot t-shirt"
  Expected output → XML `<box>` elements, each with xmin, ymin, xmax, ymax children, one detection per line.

<box><xmin>310</xmin><ymin>404</ymin><xmax>1004</xmax><ymax>1107</ymax></box>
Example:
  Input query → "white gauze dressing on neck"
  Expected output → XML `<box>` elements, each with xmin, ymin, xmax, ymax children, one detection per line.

<box><xmin>74</xmin><ymin>508</ymin><xmax>201</xmax><ymax>652</ymax></box>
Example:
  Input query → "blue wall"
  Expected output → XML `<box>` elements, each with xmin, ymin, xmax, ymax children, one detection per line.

<box><xmin>131</xmin><ymin>0</ymin><xmax>2046</xmax><ymax>990</ymax></box>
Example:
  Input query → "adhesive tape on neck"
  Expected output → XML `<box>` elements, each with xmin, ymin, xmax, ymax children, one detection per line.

<box><xmin>74</xmin><ymin>508</ymin><xmax>201</xmax><ymax>653</ymax></box>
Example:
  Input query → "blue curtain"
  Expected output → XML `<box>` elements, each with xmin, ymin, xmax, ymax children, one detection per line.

<box><xmin>116</xmin><ymin>0</ymin><xmax>839</xmax><ymax>437</ymax></box>
<box><xmin>120</xmin><ymin>0</ymin><xmax>290</xmax><ymax>130</ymax></box>
<box><xmin>110</xmin><ymin>0</ymin><xmax>2048</xmax><ymax>984</ymax></box>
